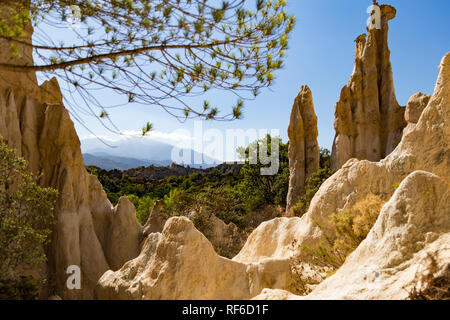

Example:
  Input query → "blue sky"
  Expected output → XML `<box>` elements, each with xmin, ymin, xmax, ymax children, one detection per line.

<box><xmin>70</xmin><ymin>0</ymin><xmax>450</xmax><ymax>153</ymax></box>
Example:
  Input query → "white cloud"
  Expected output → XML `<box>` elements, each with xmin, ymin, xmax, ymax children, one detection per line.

<box><xmin>79</xmin><ymin>134</ymin><xmax>117</xmax><ymax>142</ymax></box>
<box><xmin>81</xmin><ymin>129</ymin><xmax>194</xmax><ymax>147</ymax></box>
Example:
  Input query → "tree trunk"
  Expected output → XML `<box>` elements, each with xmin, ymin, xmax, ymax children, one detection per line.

<box><xmin>0</xmin><ymin>0</ymin><xmax>38</xmax><ymax>92</ymax></box>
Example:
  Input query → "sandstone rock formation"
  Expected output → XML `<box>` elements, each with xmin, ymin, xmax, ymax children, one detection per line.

<box><xmin>253</xmin><ymin>51</ymin><xmax>450</xmax><ymax>299</ymax></box>
<box><xmin>0</xmin><ymin>5</ymin><xmax>143</xmax><ymax>297</ymax></box>
<box><xmin>142</xmin><ymin>202</ymin><xmax>245</xmax><ymax>258</ymax></box>
<box><xmin>403</xmin><ymin>92</ymin><xmax>431</xmax><ymax>136</ymax></box>
<box><xmin>234</xmin><ymin>217</ymin><xmax>306</xmax><ymax>264</ymax></box>
<box><xmin>188</xmin><ymin>210</ymin><xmax>245</xmax><ymax>257</ymax></box>
<box><xmin>94</xmin><ymin>20</ymin><xmax>449</xmax><ymax>300</ymax></box>
<box><xmin>95</xmin><ymin>217</ymin><xmax>294</xmax><ymax>300</ymax></box>
<box><xmin>286</xmin><ymin>85</ymin><xmax>319</xmax><ymax>212</ymax></box>
<box><xmin>105</xmin><ymin>197</ymin><xmax>142</xmax><ymax>271</ymax></box>
<box><xmin>331</xmin><ymin>4</ymin><xmax>406</xmax><ymax>169</ymax></box>
<box><xmin>142</xmin><ymin>200</ymin><xmax>166</xmax><ymax>237</ymax></box>
<box><xmin>2</xmin><ymin>0</ymin><xmax>448</xmax><ymax>301</ymax></box>
<box><xmin>305</xmin><ymin>171</ymin><xmax>449</xmax><ymax>299</ymax></box>
<box><xmin>0</xmin><ymin>82</ymin><xmax>143</xmax><ymax>299</ymax></box>
<box><xmin>255</xmin><ymin>171</ymin><xmax>450</xmax><ymax>300</ymax></box>
<box><xmin>405</xmin><ymin>92</ymin><xmax>431</xmax><ymax>124</ymax></box>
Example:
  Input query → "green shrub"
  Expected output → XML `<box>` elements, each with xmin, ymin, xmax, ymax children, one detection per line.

<box><xmin>163</xmin><ymin>188</ymin><xmax>198</xmax><ymax>217</ymax></box>
<box><xmin>0</xmin><ymin>276</ymin><xmax>40</xmax><ymax>300</ymax></box>
<box><xmin>272</xmin><ymin>167</ymin><xmax>290</xmax><ymax>207</ymax></box>
<box><xmin>289</xmin><ymin>195</ymin><xmax>385</xmax><ymax>295</ymax></box>
<box><xmin>107</xmin><ymin>192</ymin><xmax>120</xmax><ymax>206</ymax></box>
<box><xmin>290</xmin><ymin>200</ymin><xmax>307</xmax><ymax>217</ymax></box>
<box><xmin>197</xmin><ymin>187</ymin><xmax>246</xmax><ymax>228</ymax></box>
<box><xmin>300</xmin><ymin>194</ymin><xmax>385</xmax><ymax>271</ymax></box>
<box><xmin>236</xmin><ymin>135</ymin><xmax>289</xmax><ymax>212</ymax></box>
<box><xmin>191</xmin><ymin>212</ymin><xmax>213</xmax><ymax>235</ymax></box>
<box><xmin>0</xmin><ymin>138</ymin><xmax>58</xmax><ymax>299</ymax></box>
<box><xmin>125</xmin><ymin>194</ymin><xmax>140</xmax><ymax>208</ymax></box>
<box><xmin>136</xmin><ymin>196</ymin><xmax>156</xmax><ymax>225</ymax></box>
<box><xmin>332</xmin><ymin>194</ymin><xmax>385</xmax><ymax>254</ymax></box>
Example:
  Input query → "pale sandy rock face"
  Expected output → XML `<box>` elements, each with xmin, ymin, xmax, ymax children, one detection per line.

<box><xmin>286</xmin><ymin>85</ymin><xmax>319</xmax><ymax>212</ymax></box>
<box><xmin>253</xmin><ymin>288</ymin><xmax>299</xmax><ymax>300</ymax></box>
<box><xmin>235</xmin><ymin>159</ymin><xmax>390</xmax><ymax>265</ymax></box>
<box><xmin>0</xmin><ymin>85</ymin><xmax>107</xmax><ymax>299</ymax></box>
<box><xmin>0</xmin><ymin>1</ymin><xmax>144</xmax><ymax>298</ymax></box>
<box><xmin>0</xmin><ymin>2</ymin><xmax>115</xmax><ymax>298</ymax></box>
<box><xmin>0</xmin><ymin>80</ymin><xmax>142</xmax><ymax>298</ymax></box>
<box><xmin>233</xmin><ymin>217</ymin><xmax>314</xmax><ymax>264</ymax></box>
<box><xmin>95</xmin><ymin>50</ymin><xmax>449</xmax><ymax>300</ymax></box>
<box><xmin>250</xmin><ymin>51</ymin><xmax>450</xmax><ymax>299</ymax></box>
<box><xmin>391</xmin><ymin>52</ymin><xmax>450</xmax><ymax>180</ymax></box>
<box><xmin>402</xmin><ymin>92</ymin><xmax>431</xmax><ymax>137</ymax></box>
<box><xmin>405</xmin><ymin>92</ymin><xmax>431</xmax><ymax>124</ymax></box>
<box><xmin>95</xmin><ymin>217</ymin><xmax>294</xmax><ymax>300</ymax></box>
<box><xmin>255</xmin><ymin>171</ymin><xmax>450</xmax><ymax>300</ymax></box>
<box><xmin>1</xmin><ymin>0</ymin><xmax>448</xmax><ymax>301</ymax></box>
<box><xmin>304</xmin><ymin>171</ymin><xmax>449</xmax><ymax>300</ymax></box>
<box><xmin>95</xmin><ymin>233</ymin><xmax>162</xmax><ymax>300</ymax></box>
<box><xmin>39</xmin><ymin>77</ymin><xmax>64</xmax><ymax>105</ymax></box>
<box><xmin>106</xmin><ymin>197</ymin><xmax>142</xmax><ymax>271</ymax></box>
<box><xmin>331</xmin><ymin>4</ymin><xmax>406</xmax><ymax>170</ymax></box>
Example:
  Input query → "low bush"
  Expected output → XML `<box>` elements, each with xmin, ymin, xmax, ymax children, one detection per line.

<box><xmin>135</xmin><ymin>196</ymin><xmax>157</xmax><ymax>225</ymax></box>
<box><xmin>409</xmin><ymin>252</ymin><xmax>450</xmax><ymax>300</ymax></box>
<box><xmin>296</xmin><ymin>194</ymin><xmax>385</xmax><ymax>273</ymax></box>
<box><xmin>0</xmin><ymin>276</ymin><xmax>40</xmax><ymax>300</ymax></box>
<box><xmin>0</xmin><ymin>138</ymin><xmax>58</xmax><ymax>299</ymax></box>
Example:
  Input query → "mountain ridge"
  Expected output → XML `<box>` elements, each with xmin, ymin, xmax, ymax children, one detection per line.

<box><xmin>83</xmin><ymin>153</ymin><xmax>172</xmax><ymax>170</ymax></box>
<box><xmin>82</xmin><ymin>136</ymin><xmax>221</xmax><ymax>169</ymax></box>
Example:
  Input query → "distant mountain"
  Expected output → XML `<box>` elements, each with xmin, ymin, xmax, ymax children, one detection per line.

<box><xmin>83</xmin><ymin>153</ymin><xmax>173</xmax><ymax>171</ymax></box>
<box><xmin>81</xmin><ymin>136</ymin><xmax>221</xmax><ymax>170</ymax></box>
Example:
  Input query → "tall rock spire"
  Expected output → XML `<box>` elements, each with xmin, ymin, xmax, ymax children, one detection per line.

<box><xmin>286</xmin><ymin>85</ymin><xmax>319</xmax><ymax>212</ymax></box>
<box><xmin>331</xmin><ymin>4</ymin><xmax>406</xmax><ymax>169</ymax></box>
